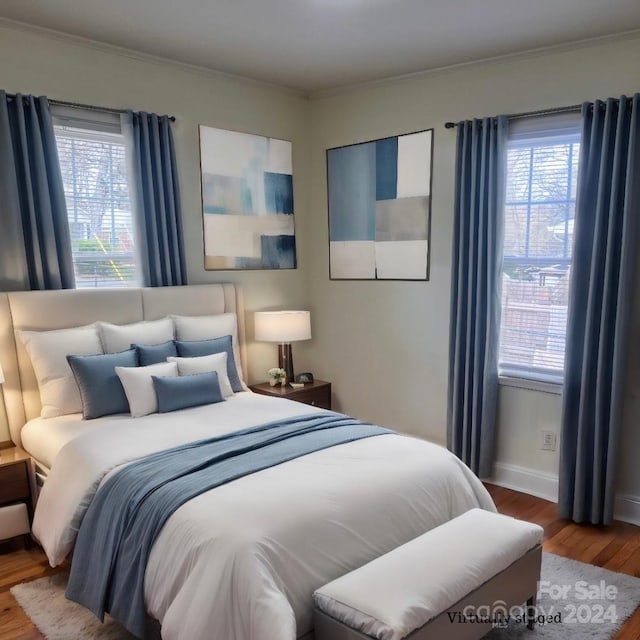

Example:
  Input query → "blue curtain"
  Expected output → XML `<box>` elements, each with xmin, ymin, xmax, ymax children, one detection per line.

<box><xmin>559</xmin><ymin>95</ymin><xmax>640</xmax><ymax>525</ymax></box>
<box><xmin>127</xmin><ymin>111</ymin><xmax>187</xmax><ymax>287</ymax></box>
<box><xmin>0</xmin><ymin>91</ymin><xmax>74</xmax><ymax>290</ymax></box>
<box><xmin>447</xmin><ymin>117</ymin><xmax>508</xmax><ymax>478</ymax></box>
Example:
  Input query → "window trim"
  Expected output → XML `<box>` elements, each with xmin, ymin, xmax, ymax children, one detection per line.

<box><xmin>498</xmin><ymin>115</ymin><xmax>582</xmax><ymax>387</ymax></box>
<box><xmin>499</xmin><ymin>361</ymin><xmax>563</xmax><ymax>395</ymax></box>
<box><xmin>53</xmin><ymin>113</ymin><xmax>139</xmax><ymax>289</ymax></box>
<box><xmin>498</xmin><ymin>374</ymin><xmax>563</xmax><ymax>395</ymax></box>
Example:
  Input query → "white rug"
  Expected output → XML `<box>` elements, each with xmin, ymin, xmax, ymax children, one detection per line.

<box><xmin>10</xmin><ymin>553</ymin><xmax>640</xmax><ymax>639</ymax></box>
<box><xmin>11</xmin><ymin>572</ymin><xmax>135</xmax><ymax>640</ymax></box>
<box><xmin>485</xmin><ymin>553</ymin><xmax>640</xmax><ymax>639</ymax></box>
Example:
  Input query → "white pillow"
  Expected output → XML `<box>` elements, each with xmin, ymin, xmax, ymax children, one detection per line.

<box><xmin>171</xmin><ymin>313</ymin><xmax>246</xmax><ymax>388</ymax></box>
<box><xmin>115</xmin><ymin>361</ymin><xmax>178</xmax><ymax>417</ymax></box>
<box><xmin>167</xmin><ymin>352</ymin><xmax>234</xmax><ymax>398</ymax></box>
<box><xmin>20</xmin><ymin>324</ymin><xmax>103</xmax><ymax>418</ymax></box>
<box><xmin>99</xmin><ymin>318</ymin><xmax>174</xmax><ymax>353</ymax></box>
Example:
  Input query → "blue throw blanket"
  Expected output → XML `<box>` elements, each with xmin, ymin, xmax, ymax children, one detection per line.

<box><xmin>65</xmin><ymin>412</ymin><xmax>392</xmax><ymax>637</ymax></box>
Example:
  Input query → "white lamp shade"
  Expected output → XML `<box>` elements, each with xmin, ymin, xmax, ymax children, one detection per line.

<box><xmin>0</xmin><ymin>362</ymin><xmax>4</xmax><ymax>385</ymax></box>
<box><xmin>254</xmin><ymin>311</ymin><xmax>311</xmax><ymax>343</ymax></box>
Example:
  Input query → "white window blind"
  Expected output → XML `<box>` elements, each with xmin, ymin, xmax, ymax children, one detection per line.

<box><xmin>53</xmin><ymin>111</ymin><xmax>138</xmax><ymax>288</ymax></box>
<box><xmin>498</xmin><ymin>113</ymin><xmax>581</xmax><ymax>385</ymax></box>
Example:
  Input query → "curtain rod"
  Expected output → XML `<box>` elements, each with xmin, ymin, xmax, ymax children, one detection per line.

<box><xmin>444</xmin><ymin>104</ymin><xmax>581</xmax><ymax>129</ymax></box>
<box><xmin>7</xmin><ymin>93</ymin><xmax>176</xmax><ymax>122</ymax></box>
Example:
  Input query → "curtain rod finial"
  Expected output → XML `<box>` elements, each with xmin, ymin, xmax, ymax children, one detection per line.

<box><xmin>445</xmin><ymin>122</ymin><xmax>456</xmax><ymax>129</ymax></box>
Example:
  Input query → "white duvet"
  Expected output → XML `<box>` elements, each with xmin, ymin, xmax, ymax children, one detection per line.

<box><xmin>32</xmin><ymin>393</ymin><xmax>495</xmax><ymax>640</ymax></box>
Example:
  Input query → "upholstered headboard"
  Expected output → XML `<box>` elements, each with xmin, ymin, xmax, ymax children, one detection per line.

<box><xmin>0</xmin><ymin>284</ymin><xmax>246</xmax><ymax>447</ymax></box>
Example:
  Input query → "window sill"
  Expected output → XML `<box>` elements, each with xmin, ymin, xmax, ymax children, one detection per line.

<box><xmin>498</xmin><ymin>375</ymin><xmax>562</xmax><ymax>395</ymax></box>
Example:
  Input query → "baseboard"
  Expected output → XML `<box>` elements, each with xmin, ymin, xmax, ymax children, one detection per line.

<box><xmin>490</xmin><ymin>462</ymin><xmax>559</xmax><ymax>503</ymax></box>
<box><xmin>490</xmin><ymin>462</ymin><xmax>640</xmax><ymax>527</ymax></box>
<box><xmin>614</xmin><ymin>494</ymin><xmax>640</xmax><ymax>527</ymax></box>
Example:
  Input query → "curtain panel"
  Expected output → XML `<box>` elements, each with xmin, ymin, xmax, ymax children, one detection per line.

<box><xmin>125</xmin><ymin>111</ymin><xmax>187</xmax><ymax>287</ymax></box>
<box><xmin>447</xmin><ymin>116</ymin><xmax>508</xmax><ymax>478</ymax></box>
<box><xmin>559</xmin><ymin>94</ymin><xmax>640</xmax><ymax>525</ymax></box>
<box><xmin>0</xmin><ymin>91</ymin><xmax>74</xmax><ymax>290</ymax></box>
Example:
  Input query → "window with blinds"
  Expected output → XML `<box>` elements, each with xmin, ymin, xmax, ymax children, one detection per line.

<box><xmin>498</xmin><ymin>114</ymin><xmax>581</xmax><ymax>385</ymax></box>
<box><xmin>54</xmin><ymin>113</ymin><xmax>138</xmax><ymax>288</ymax></box>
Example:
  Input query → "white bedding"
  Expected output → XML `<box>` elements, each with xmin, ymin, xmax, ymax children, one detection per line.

<box><xmin>32</xmin><ymin>393</ymin><xmax>495</xmax><ymax>640</ymax></box>
<box><xmin>21</xmin><ymin>413</ymin><xmax>89</xmax><ymax>469</ymax></box>
<box><xmin>20</xmin><ymin>391</ymin><xmax>255</xmax><ymax>469</ymax></box>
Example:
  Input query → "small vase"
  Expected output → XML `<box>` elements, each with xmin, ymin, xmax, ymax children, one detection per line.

<box><xmin>269</xmin><ymin>378</ymin><xmax>277</xmax><ymax>387</ymax></box>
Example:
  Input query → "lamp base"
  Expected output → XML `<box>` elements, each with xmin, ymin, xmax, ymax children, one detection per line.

<box><xmin>278</xmin><ymin>343</ymin><xmax>294</xmax><ymax>384</ymax></box>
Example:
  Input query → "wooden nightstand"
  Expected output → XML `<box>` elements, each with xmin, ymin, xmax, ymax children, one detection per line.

<box><xmin>250</xmin><ymin>380</ymin><xmax>332</xmax><ymax>410</ymax></box>
<box><xmin>0</xmin><ymin>447</ymin><xmax>33</xmax><ymax>548</ymax></box>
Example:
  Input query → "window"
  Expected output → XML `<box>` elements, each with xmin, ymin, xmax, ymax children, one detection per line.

<box><xmin>53</xmin><ymin>110</ymin><xmax>138</xmax><ymax>288</ymax></box>
<box><xmin>498</xmin><ymin>114</ymin><xmax>581</xmax><ymax>385</ymax></box>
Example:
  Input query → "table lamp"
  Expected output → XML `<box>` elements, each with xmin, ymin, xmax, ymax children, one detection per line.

<box><xmin>254</xmin><ymin>311</ymin><xmax>311</xmax><ymax>383</ymax></box>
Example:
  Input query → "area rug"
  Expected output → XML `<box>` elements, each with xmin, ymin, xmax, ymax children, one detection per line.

<box><xmin>10</xmin><ymin>572</ymin><xmax>134</xmax><ymax>640</ymax></box>
<box><xmin>485</xmin><ymin>553</ymin><xmax>640</xmax><ymax>639</ymax></box>
<box><xmin>10</xmin><ymin>553</ymin><xmax>640</xmax><ymax>639</ymax></box>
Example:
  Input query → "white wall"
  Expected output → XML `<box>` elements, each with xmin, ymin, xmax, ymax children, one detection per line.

<box><xmin>0</xmin><ymin>21</ymin><xmax>310</xmax><ymax>441</ymax></box>
<box><xmin>299</xmin><ymin>35</ymin><xmax>640</xmax><ymax>513</ymax></box>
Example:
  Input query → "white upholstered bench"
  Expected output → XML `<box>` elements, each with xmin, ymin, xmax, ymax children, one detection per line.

<box><xmin>313</xmin><ymin>509</ymin><xmax>543</xmax><ymax>640</ymax></box>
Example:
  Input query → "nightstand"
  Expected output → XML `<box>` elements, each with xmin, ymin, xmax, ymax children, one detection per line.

<box><xmin>0</xmin><ymin>447</ymin><xmax>33</xmax><ymax>548</ymax></box>
<box><xmin>250</xmin><ymin>380</ymin><xmax>332</xmax><ymax>410</ymax></box>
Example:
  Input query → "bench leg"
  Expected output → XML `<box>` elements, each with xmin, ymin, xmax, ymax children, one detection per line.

<box><xmin>526</xmin><ymin>596</ymin><xmax>536</xmax><ymax>630</ymax></box>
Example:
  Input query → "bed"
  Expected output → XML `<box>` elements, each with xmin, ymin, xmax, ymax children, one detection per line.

<box><xmin>0</xmin><ymin>284</ymin><xmax>495</xmax><ymax>640</ymax></box>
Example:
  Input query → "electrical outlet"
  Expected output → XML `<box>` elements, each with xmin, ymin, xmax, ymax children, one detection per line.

<box><xmin>541</xmin><ymin>430</ymin><xmax>557</xmax><ymax>451</ymax></box>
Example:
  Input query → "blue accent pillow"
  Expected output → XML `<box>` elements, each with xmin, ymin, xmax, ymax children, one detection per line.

<box><xmin>174</xmin><ymin>335</ymin><xmax>243</xmax><ymax>392</ymax></box>
<box><xmin>132</xmin><ymin>340</ymin><xmax>178</xmax><ymax>366</ymax></box>
<box><xmin>152</xmin><ymin>371</ymin><xmax>225</xmax><ymax>413</ymax></box>
<box><xmin>67</xmin><ymin>349</ymin><xmax>138</xmax><ymax>419</ymax></box>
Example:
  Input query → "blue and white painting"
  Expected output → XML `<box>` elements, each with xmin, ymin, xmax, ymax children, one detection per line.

<box><xmin>200</xmin><ymin>126</ymin><xmax>296</xmax><ymax>270</ymax></box>
<box><xmin>327</xmin><ymin>130</ymin><xmax>432</xmax><ymax>280</ymax></box>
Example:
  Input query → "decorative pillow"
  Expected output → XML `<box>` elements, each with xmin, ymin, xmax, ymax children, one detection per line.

<box><xmin>115</xmin><ymin>361</ymin><xmax>178</xmax><ymax>417</ymax></box>
<box><xmin>152</xmin><ymin>371</ymin><xmax>225</xmax><ymax>413</ymax></box>
<box><xmin>167</xmin><ymin>352</ymin><xmax>234</xmax><ymax>398</ymax></box>
<box><xmin>133</xmin><ymin>340</ymin><xmax>178</xmax><ymax>366</ymax></box>
<box><xmin>67</xmin><ymin>349</ymin><xmax>138</xmax><ymax>420</ymax></box>
<box><xmin>20</xmin><ymin>324</ymin><xmax>103</xmax><ymax>418</ymax></box>
<box><xmin>99</xmin><ymin>318</ymin><xmax>174</xmax><ymax>354</ymax></box>
<box><xmin>174</xmin><ymin>335</ymin><xmax>242</xmax><ymax>393</ymax></box>
<box><xmin>171</xmin><ymin>313</ymin><xmax>246</xmax><ymax>389</ymax></box>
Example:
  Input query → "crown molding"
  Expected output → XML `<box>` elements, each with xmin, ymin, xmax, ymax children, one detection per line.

<box><xmin>2</xmin><ymin>16</ymin><xmax>638</xmax><ymax>101</ymax></box>
<box><xmin>0</xmin><ymin>17</ymin><xmax>307</xmax><ymax>99</ymax></box>
<box><xmin>310</xmin><ymin>29</ymin><xmax>640</xmax><ymax>100</ymax></box>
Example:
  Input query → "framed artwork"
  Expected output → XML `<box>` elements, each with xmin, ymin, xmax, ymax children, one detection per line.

<box><xmin>199</xmin><ymin>126</ymin><xmax>296</xmax><ymax>270</ymax></box>
<box><xmin>327</xmin><ymin>129</ymin><xmax>433</xmax><ymax>280</ymax></box>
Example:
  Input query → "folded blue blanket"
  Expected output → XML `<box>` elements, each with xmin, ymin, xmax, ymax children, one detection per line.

<box><xmin>66</xmin><ymin>412</ymin><xmax>393</xmax><ymax>637</ymax></box>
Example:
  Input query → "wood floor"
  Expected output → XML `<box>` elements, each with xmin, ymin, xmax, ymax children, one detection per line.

<box><xmin>0</xmin><ymin>484</ymin><xmax>639</xmax><ymax>639</ymax></box>
<box><xmin>487</xmin><ymin>484</ymin><xmax>640</xmax><ymax>639</ymax></box>
<box><xmin>0</xmin><ymin>537</ymin><xmax>64</xmax><ymax>640</ymax></box>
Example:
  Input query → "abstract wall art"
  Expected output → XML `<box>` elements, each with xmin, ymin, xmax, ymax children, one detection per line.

<box><xmin>327</xmin><ymin>129</ymin><xmax>433</xmax><ymax>280</ymax></box>
<box><xmin>200</xmin><ymin>126</ymin><xmax>296</xmax><ymax>270</ymax></box>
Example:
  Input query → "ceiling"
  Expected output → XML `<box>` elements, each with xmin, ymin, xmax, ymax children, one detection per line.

<box><xmin>2</xmin><ymin>0</ymin><xmax>640</xmax><ymax>93</ymax></box>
